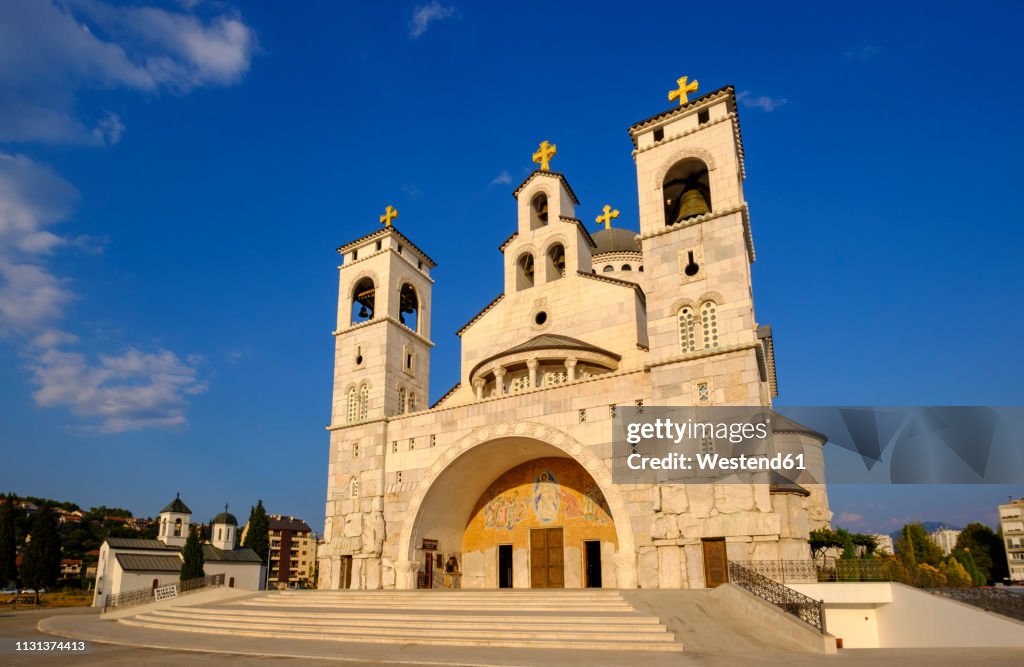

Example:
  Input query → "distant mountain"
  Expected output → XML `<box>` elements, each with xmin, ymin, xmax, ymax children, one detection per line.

<box><xmin>888</xmin><ymin>521</ymin><xmax>962</xmax><ymax>542</ymax></box>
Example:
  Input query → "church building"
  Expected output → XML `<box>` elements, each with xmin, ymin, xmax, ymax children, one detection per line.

<box><xmin>318</xmin><ymin>80</ymin><xmax>832</xmax><ymax>591</ymax></box>
<box><xmin>92</xmin><ymin>495</ymin><xmax>264</xmax><ymax>607</ymax></box>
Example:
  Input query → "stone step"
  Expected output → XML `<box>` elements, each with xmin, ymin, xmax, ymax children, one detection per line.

<box><xmin>119</xmin><ymin>616</ymin><xmax>683</xmax><ymax>652</ymax></box>
<box><xmin>148</xmin><ymin>608</ymin><xmax>665</xmax><ymax>631</ymax></box>
<box><xmin>133</xmin><ymin>613</ymin><xmax>676</xmax><ymax>642</ymax></box>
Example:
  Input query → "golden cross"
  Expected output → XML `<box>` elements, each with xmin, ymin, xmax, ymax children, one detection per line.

<box><xmin>595</xmin><ymin>204</ymin><xmax>620</xmax><ymax>230</ymax></box>
<box><xmin>668</xmin><ymin>76</ymin><xmax>699</xmax><ymax>106</ymax></box>
<box><xmin>379</xmin><ymin>205</ymin><xmax>398</xmax><ymax>228</ymax></box>
<box><xmin>532</xmin><ymin>140</ymin><xmax>557</xmax><ymax>171</ymax></box>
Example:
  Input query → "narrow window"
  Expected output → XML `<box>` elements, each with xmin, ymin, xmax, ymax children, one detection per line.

<box><xmin>398</xmin><ymin>387</ymin><xmax>407</xmax><ymax>414</ymax></box>
<box><xmin>698</xmin><ymin>109</ymin><xmax>710</xmax><ymax>125</ymax></box>
<box><xmin>399</xmin><ymin>284</ymin><xmax>419</xmax><ymax>331</ymax></box>
<box><xmin>350</xmin><ymin>478</ymin><xmax>359</xmax><ymax>498</ymax></box>
<box><xmin>678</xmin><ymin>307</ymin><xmax>696</xmax><ymax>352</ymax></box>
<box><xmin>653</xmin><ymin>127</ymin><xmax>664</xmax><ymax>142</ymax></box>
<box><xmin>408</xmin><ymin>392</ymin><xmax>416</xmax><ymax>412</ymax></box>
<box><xmin>697</xmin><ymin>382</ymin><xmax>710</xmax><ymax>403</ymax></box>
<box><xmin>359</xmin><ymin>385</ymin><xmax>369</xmax><ymax>419</ymax></box>
<box><xmin>517</xmin><ymin>253</ymin><xmax>535</xmax><ymax>290</ymax></box>
<box><xmin>700</xmin><ymin>301</ymin><xmax>719</xmax><ymax>349</ymax></box>
<box><xmin>347</xmin><ymin>387</ymin><xmax>358</xmax><ymax>423</ymax></box>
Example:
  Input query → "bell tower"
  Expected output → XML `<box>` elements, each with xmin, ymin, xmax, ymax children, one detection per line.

<box><xmin>630</xmin><ymin>80</ymin><xmax>775</xmax><ymax>405</ymax></box>
<box><xmin>331</xmin><ymin>209</ymin><xmax>435</xmax><ymax>424</ymax></box>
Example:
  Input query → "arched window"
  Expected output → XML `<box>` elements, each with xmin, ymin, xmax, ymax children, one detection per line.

<box><xmin>700</xmin><ymin>301</ymin><xmax>719</xmax><ymax>349</ymax></box>
<box><xmin>546</xmin><ymin>243</ymin><xmax>566</xmax><ymax>281</ymax></box>
<box><xmin>663</xmin><ymin>158</ymin><xmax>711</xmax><ymax>226</ymax></box>
<box><xmin>602</xmin><ymin>265</ymin><xmax>614</xmax><ymax>273</ymax></box>
<box><xmin>530</xmin><ymin>193</ymin><xmax>549</xmax><ymax>229</ymax></box>
<box><xmin>621</xmin><ymin>264</ymin><xmax>632</xmax><ymax>271</ymax></box>
<box><xmin>346</xmin><ymin>387</ymin><xmax>358</xmax><ymax>423</ymax></box>
<box><xmin>359</xmin><ymin>385</ymin><xmax>369</xmax><ymax>419</ymax></box>
<box><xmin>397</xmin><ymin>387</ymin><xmax>407</xmax><ymax>414</ymax></box>
<box><xmin>408</xmin><ymin>392</ymin><xmax>416</xmax><ymax>412</ymax></box>
<box><xmin>217</xmin><ymin>528</ymin><xmax>222</xmax><ymax>541</ymax></box>
<box><xmin>678</xmin><ymin>306</ymin><xmax>697</xmax><ymax>353</ymax></box>
<box><xmin>516</xmin><ymin>253</ymin><xmax>535</xmax><ymax>290</ymax></box>
<box><xmin>351</xmin><ymin>277</ymin><xmax>375</xmax><ymax>324</ymax></box>
<box><xmin>173</xmin><ymin>518</ymin><xmax>182</xmax><ymax>537</ymax></box>
<box><xmin>399</xmin><ymin>283</ymin><xmax>419</xmax><ymax>332</ymax></box>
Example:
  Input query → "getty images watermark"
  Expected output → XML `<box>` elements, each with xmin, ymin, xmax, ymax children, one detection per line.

<box><xmin>612</xmin><ymin>406</ymin><xmax>1024</xmax><ymax>485</ymax></box>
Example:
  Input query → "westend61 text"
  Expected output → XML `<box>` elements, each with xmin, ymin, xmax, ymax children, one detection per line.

<box><xmin>626</xmin><ymin>452</ymin><xmax>806</xmax><ymax>471</ymax></box>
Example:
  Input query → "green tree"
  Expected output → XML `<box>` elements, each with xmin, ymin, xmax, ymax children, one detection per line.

<box><xmin>940</xmin><ymin>557</ymin><xmax>972</xmax><ymax>587</ymax></box>
<box><xmin>895</xmin><ymin>523</ymin><xmax>942</xmax><ymax>566</ymax></box>
<box><xmin>180</xmin><ymin>527</ymin><xmax>205</xmax><ymax>581</ymax></box>
<box><xmin>20</xmin><ymin>502</ymin><xmax>61</xmax><ymax>604</ymax></box>
<box><xmin>955</xmin><ymin>523</ymin><xmax>1008</xmax><ymax>584</ymax></box>
<box><xmin>0</xmin><ymin>494</ymin><xmax>17</xmax><ymax>586</ymax></box>
<box><xmin>953</xmin><ymin>548</ymin><xmax>986</xmax><ymax>586</ymax></box>
<box><xmin>243</xmin><ymin>500</ymin><xmax>270</xmax><ymax>564</ymax></box>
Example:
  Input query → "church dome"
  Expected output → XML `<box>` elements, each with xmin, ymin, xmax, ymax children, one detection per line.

<box><xmin>160</xmin><ymin>493</ymin><xmax>191</xmax><ymax>514</ymax></box>
<box><xmin>592</xmin><ymin>227</ymin><xmax>640</xmax><ymax>255</ymax></box>
<box><xmin>212</xmin><ymin>511</ymin><xmax>238</xmax><ymax>526</ymax></box>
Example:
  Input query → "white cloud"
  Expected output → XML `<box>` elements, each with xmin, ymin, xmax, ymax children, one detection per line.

<box><xmin>0</xmin><ymin>0</ymin><xmax>256</xmax><ymax>144</ymax></box>
<box><xmin>737</xmin><ymin>91</ymin><xmax>789</xmax><ymax>112</ymax></box>
<box><xmin>490</xmin><ymin>170</ymin><xmax>512</xmax><ymax>185</ymax></box>
<box><xmin>0</xmin><ymin>152</ymin><xmax>204</xmax><ymax>433</ymax></box>
<box><xmin>410</xmin><ymin>1</ymin><xmax>456</xmax><ymax>38</ymax></box>
<box><xmin>401</xmin><ymin>184</ymin><xmax>423</xmax><ymax>198</ymax></box>
<box><xmin>30</xmin><ymin>344</ymin><xmax>206</xmax><ymax>433</ymax></box>
<box><xmin>838</xmin><ymin>512</ymin><xmax>865</xmax><ymax>526</ymax></box>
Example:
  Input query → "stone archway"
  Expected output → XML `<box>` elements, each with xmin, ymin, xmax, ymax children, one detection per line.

<box><xmin>395</xmin><ymin>421</ymin><xmax>637</xmax><ymax>589</ymax></box>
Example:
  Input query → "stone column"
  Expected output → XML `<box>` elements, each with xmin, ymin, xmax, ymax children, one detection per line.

<box><xmin>493</xmin><ymin>367</ymin><xmax>507</xmax><ymax>395</ymax></box>
<box><xmin>564</xmin><ymin>356</ymin><xmax>578</xmax><ymax>381</ymax></box>
<box><xmin>473</xmin><ymin>378</ymin><xmax>485</xmax><ymax>400</ymax></box>
<box><xmin>395</xmin><ymin>560</ymin><xmax>419</xmax><ymax>590</ymax></box>
<box><xmin>527</xmin><ymin>358</ymin><xmax>539</xmax><ymax>388</ymax></box>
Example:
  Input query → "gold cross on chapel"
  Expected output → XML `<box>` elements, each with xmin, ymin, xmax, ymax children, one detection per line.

<box><xmin>668</xmin><ymin>76</ymin><xmax>699</xmax><ymax>106</ymax></box>
<box><xmin>532</xmin><ymin>140</ymin><xmax>557</xmax><ymax>171</ymax></box>
<box><xmin>596</xmin><ymin>204</ymin><xmax>620</xmax><ymax>230</ymax></box>
<box><xmin>379</xmin><ymin>205</ymin><xmax>398</xmax><ymax>228</ymax></box>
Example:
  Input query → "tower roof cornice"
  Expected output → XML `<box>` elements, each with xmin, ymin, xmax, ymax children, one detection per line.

<box><xmin>336</xmin><ymin>225</ymin><xmax>437</xmax><ymax>268</ymax></box>
<box><xmin>627</xmin><ymin>84</ymin><xmax>736</xmax><ymax>135</ymax></box>
<box><xmin>511</xmin><ymin>170</ymin><xmax>580</xmax><ymax>205</ymax></box>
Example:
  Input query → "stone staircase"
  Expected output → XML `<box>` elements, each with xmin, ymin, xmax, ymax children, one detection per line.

<box><xmin>119</xmin><ymin>589</ymin><xmax>683</xmax><ymax>652</ymax></box>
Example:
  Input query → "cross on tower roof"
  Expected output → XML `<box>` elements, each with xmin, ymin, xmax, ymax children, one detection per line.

<box><xmin>668</xmin><ymin>75</ymin><xmax>699</xmax><ymax>106</ymax></box>
<box><xmin>595</xmin><ymin>204</ymin><xmax>620</xmax><ymax>230</ymax></box>
<box><xmin>532</xmin><ymin>140</ymin><xmax>557</xmax><ymax>172</ymax></box>
<box><xmin>380</xmin><ymin>205</ymin><xmax>398</xmax><ymax>228</ymax></box>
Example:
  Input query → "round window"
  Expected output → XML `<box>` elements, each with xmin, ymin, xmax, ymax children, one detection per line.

<box><xmin>534</xmin><ymin>311</ymin><xmax>548</xmax><ymax>325</ymax></box>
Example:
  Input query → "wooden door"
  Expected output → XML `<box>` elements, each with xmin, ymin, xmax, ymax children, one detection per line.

<box><xmin>702</xmin><ymin>538</ymin><xmax>728</xmax><ymax>588</ymax></box>
<box><xmin>530</xmin><ymin>528</ymin><xmax>564</xmax><ymax>588</ymax></box>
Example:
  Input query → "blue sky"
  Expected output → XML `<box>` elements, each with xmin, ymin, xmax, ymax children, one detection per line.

<box><xmin>1</xmin><ymin>1</ymin><xmax>1022</xmax><ymax>535</ymax></box>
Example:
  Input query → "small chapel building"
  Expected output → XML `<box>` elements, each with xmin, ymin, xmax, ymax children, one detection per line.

<box><xmin>318</xmin><ymin>82</ymin><xmax>832</xmax><ymax>591</ymax></box>
<box><xmin>92</xmin><ymin>495</ymin><xmax>264</xmax><ymax>607</ymax></box>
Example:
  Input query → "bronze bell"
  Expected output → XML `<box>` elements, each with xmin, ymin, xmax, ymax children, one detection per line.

<box><xmin>676</xmin><ymin>187</ymin><xmax>710</xmax><ymax>222</ymax></box>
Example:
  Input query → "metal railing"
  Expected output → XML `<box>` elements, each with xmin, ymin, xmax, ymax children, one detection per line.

<box><xmin>728</xmin><ymin>561</ymin><xmax>826</xmax><ymax>633</ymax></box>
<box><xmin>734</xmin><ymin>559</ymin><xmax>894</xmax><ymax>583</ymax></box>
<box><xmin>929</xmin><ymin>587</ymin><xmax>1024</xmax><ymax>622</ymax></box>
<box><xmin>103</xmin><ymin>573</ymin><xmax>225</xmax><ymax>612</ymax></box>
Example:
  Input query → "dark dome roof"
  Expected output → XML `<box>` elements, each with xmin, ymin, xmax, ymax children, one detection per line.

<box><xmin>592</xmin><ymin>227</ymin><xmax>640</xmax><ymax>255</ymax></box>
<box><xmin>212</xmin><ymin>512</ymin><xmax>238</xmax><ymax>526</ymax></box>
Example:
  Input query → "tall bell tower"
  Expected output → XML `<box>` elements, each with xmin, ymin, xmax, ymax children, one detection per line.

<box><xmin>321</xmin><ymin>209</ymin><xmax>435</xmax><ymax>590</ymax></box>
<box><xmin>630</xmin><ymin>79</ymin><xmax>777</xmax><ymax>406</ymax></box>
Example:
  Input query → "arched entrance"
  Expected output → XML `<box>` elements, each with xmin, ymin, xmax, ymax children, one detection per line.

<box><xmin>396</xmin><ymin>422</ymin><xmax>636</xmax><ymax>590</ymax></box>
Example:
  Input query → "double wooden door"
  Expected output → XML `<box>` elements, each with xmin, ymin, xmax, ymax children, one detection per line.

<box><xmin>530</xmin><ymin>528</ymin><xmax>564</xmax><ymax>588</ymax></box>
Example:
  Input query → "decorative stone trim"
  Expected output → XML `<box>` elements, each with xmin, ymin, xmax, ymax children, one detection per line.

<box><xmin>336</xmin><ymin>225</ymin><xmax>437</xmax><ymax>268</ymax></box>
<box><xmin>644</xmin><ymin>341</ymin><xmax>760</xmax><ymax>371</ymax></box>
<box><xmin>557</xmin><ymin>216</ymin><xmax>598</xmax><ymax>248</ymax></box>
<box><xmin>577</xmin><ymin>270</ymin><xmax>647</xmax><ymax>306</ymax></box>
<box><xmin>498</xmin><ymin>231</ymin><xmax>518</xmax><ymax>253</ymax></box>
<box><xmin>628</xmin><ymin>85</ymin><xmax>734</xmax><ymax>134</ymax></box>
<box><xmin>637</xmin><ymin>203</ymin><xmax>756</xmax><ymax>264</ymax></box>
<box><xmin>332</xmin><ymin>315</ymin><xmax>435</xmax><ymax>348</ymax></box>
<box><xmin>512</xmin><ymin>170</ymin><xmax>580</xmax><ymax>205</ymax></box>
<box><xmin>455</xmin><ymin>293</ymin><xmax>504</xmax><ymax>337</ymax></box>
<box><xmin>592</xmin><ymin>250</ymin><xmax>643</xmax><ymax>263</ymax></box>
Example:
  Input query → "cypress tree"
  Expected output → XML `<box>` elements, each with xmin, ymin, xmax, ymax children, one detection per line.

<box><xmin>0</xmin><ymin>494</ymin><xmax>17</xmax><ymax>586</ymax></box>
<box><xmin>243</xmin><ymin>500</ymin><xmax>270</xmax><ymax>564</ymax></box>
<box><xmin>21</xmin><ymin>502</ymin><xmax>61</xmax><ymax>604</ymax></box>
<box><xmin>180</xmin><ymin>527</ymin><xmax>205</xmax><ymax>581</ymax></box>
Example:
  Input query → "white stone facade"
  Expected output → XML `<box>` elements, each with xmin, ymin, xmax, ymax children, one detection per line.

<box><xmin>319</xmin><ymin>86</ymin><xmax>831</xmax><ymax>591</ymax></box>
